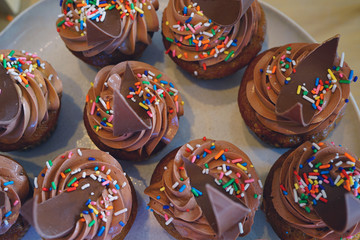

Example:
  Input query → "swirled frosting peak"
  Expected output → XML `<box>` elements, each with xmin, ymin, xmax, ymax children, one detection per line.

<box><xmin>0</xmin><ymin>155</ymin><xmax>30</xmax><ymax>235</ymax></box>
<box><xmin>85</xmin><ymin>61</ymin><xmax>184</xmax><ymax>157</ymax></box>
<box><xmin>272</xmin><ymin>141</ymin><xmax>360</xmax><ymax>239</ymax></box>
<box><xmin>145</xmin><ymin>138</ymin><xmax>262</xmax><ymax>240</ymax></box>
<box><xmin>56</xmin><ymin>0</ymin><xmax>159</xmax><ymax>57</ymax></box>
<box><xmin>32</xmin><ymin>148</ymin><xmax>133</xmax><ymax>239</ymax></box>
<box><xmin>162</xmin><ymin>0</ymin><xmax>261</xmax><ymax>68</ymax></box>
<box><xmin>245</xmin><ymin>36</ymin><xmax>357</xmax><ymax>136</ymax></box>
<box><xmin>0</xmin><ymin>50</ymin><xmax>62</xmax><ymax>145</ymax></box>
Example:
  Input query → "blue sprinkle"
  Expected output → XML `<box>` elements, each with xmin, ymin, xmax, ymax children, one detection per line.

<box><xmin>332</xmin><ymin>66</ymin><xmax>337</xmax><ymax>70</ymax></box>
<box><xmin>160</xmin><ymin>80</ymin><xmax>168</xmax><ymax>84</ymax></box>
<box><xmin>18</xmin><ymin>67</ymin><xmax>23</xmax><ymax>73</ymax></box>
<box><xmin>146</xmin><ymin>99</ymin><xmax>151</xmax><ymax>105</ymax></box>
<box><xmin>144</xmin><ymin>70</ymin><xmax>148</xmax><ymax>76</ymax></box>
<box><xmin>315</xmin><ymin>77</ymin><xmax>320</xmax><ymax>86</ymax></box>
<box><xmin>308</xmin><ymin>184</ymin><xmax>312</xmax><ymax>189</ymax></box>
<box><xmin>140</xmin><ymin>14</ymin><xmax>144</xmax><ymax>17</ymax></box>
<box><xmin>60</xmin><ymin>0</ymin><xmax>63</xmax><ymax>7</ymax></box>
<box><xmin>202</xmin><ymin>152</ymin><xmax>207</xmax><ymax>158</ymax></box>
<box><xmin>313</xmin><ymin>199</ymin><xmax>317</xmax><ymax>205</ymax></box>
<box><xmin>349</xmin><ymin>70</ymin><xmax>354</xmax><ymax>81</ymax></box>
<box><xmin>37</xmin><ymin>59</ymin><xmax>41</xmax><ymax>66</ymax></box>
<box><xmin>96</xmin><ymin>112</ymin><xmax>100</xmax><ymax>116</ymax></box>
<box><xmin>4</xmin><ymin>211</ymin><xmax>12</xmax><ymax>218</ymax></box>
<box><xmin>119</xmin><ymin>221</ymin><xmax>125</xmax><ymax>227</ymax></box>
<box><xmin>299</xmin><ymin>164</ymin><xmax>303</xmax><ymax>169</ymax></box>
<box><xmin>94</xmin><ymin>166</ymin><xmax>99</xmax><ymax>171</ymax></box>
<box><xmin>169</xmin><ymin>82</ymin><xmax>174</xmax><ymax>88</ymax></box>
<box><xmin>179</xmin><ymin>185</ymin><xmax>186</xmax><ymax>193</ymax></box>
<box><xmin>115</xmin><ymin>184</ymin><xmax>120</xmax><ymax>190</ymax></box>
<box><xmin>353</xmin><ymin>76</ymin><xmax>358</xmax><ymax>82</ymax></box>
<box><xmin>101</xmin><ymin>179</ymin><xmax>105</xmax><ymax>183</ymax></box>
<box><xmin>231</xmin><ymin>43</ymin><xmax>237</xmax><ymax>47</ymax></box>
<box><xmin>283</xmin><ymin>191</ymin><xmax>288</xmax><ymax>195</ymax></box>
<box><xmin>153</xmin><ymin>85</ymin><xmax>157</xmax><ymax>91</ymax></box>
<box><xmin>146</xmin><ymin>93</ymin><xmax>151</xmax><ymax>97</ymax></box>
<box><xmin>88</xmin><ymin>157</ymin><xmax>95</xmax><ymax>161</ymax></box>
<box><xmin>49</xmin><ymin>187</ymin><xmax>52</xmax><ymax>191</ymax></box>
<box><xmin>328</xmin><ymin>177</ymin><xmax>335</xmax><ymax>186</ymax></box>
<box><xmin>89</xmin><ymin>209</ymin><xmax>94</xmax><ymax>213</ymax></box>
<box><xmin>183</xmin><ymin>6</ymin><xmax>187</xmax><ymax>14</ymax></box>
<box><xmin>226</xmin><ymin>166</ymin><xmax>230</xmax><ymax>170</ymax></box>
<box><xmin>156</xmin><ymin>196</ymin><xmax>160</xmax><ymax>200</ymax></box>
<box><xmin>260</xmin><ymin>69</ymin><xmax>263</xmax><ymax>73</ymax></box>
<box><xmin>3</xmin><ymin>181</ymin><xmax>14</xmax><ymax>186</ymax></box>
<box><xmin>345</xmin><ymin>99</ymin><xmax>349</xmax><ymax>103</ymax></box>
<box><xmin>242</xmin><ymin>162</ymin><xmax>247</xmax><ymax>167</ymax></box>
<box><xmin>10</xmin><ymin>57</ymin><xmax>16</xmax><ymax>61</ymax></box>
<box><xmin>306</xmin><ymin>156</ymin><xmax>315</xmax><ymax>163</ymax></box>
<box><xmin>209</xmin><ymin>19</ymin><xmax>212</xmax><ymax>23</ymax></box>
<box><xmin>320</xmin><ymin>171</ymin><xmax>330</xmax><ymax>175</ymax></box>
<box><xmin>221</xmin><ymin>154</ymin><xmax>226</xmax><ymax>161</ymax></box>
<box><xmin>317</xmin><ymin>176</ymin><xmax>324</xmax><ymax>181</ymax></box>
<box><xmin>100</xmin><ymin>121</ymin><xmax>107</xmax><ymax>127</ymax></box>
<box><xmin>339</xmin><ymin>167</ymin><xmax>343</xmax><ymax>171</ymax></box>
<box><xmin>199</xmin><ymin>36</ymin><xmax>204</xmax><ymax>41</ymax></box>
<box><xmin>285</xmin><ymin>57</ymin><xmax>292</xmax><ymax>62</ymax></box>
<box><xmin>210</xmin><ymin>145</ymin><xmax>215</xmax><ymax>150</ymax></box>
<box><xmin>146</xmin><ymin>206</ymin><xmax>150</xmax><ymax>210</ymax></box>
<box><xmin>91</xmin><ymin>13</ymin><xmax>101</xmax><ymax>20</ymax></box>
<box><xmin>329</xmin><ymin>164</ymin><xmax>333</xmax><ymax>170</ymax></box>
<box><xmin>97</xmin><ymin>226</ymin><xmax>106</xmax><ymax>237</ymax></box>
<box><xmin>86</xmin><ymin>199</ymin><xmax>91</xmax><ymax>205</ymax></box>
<box><xmin>163</xmin><ymin>205</ymin><xmax>170</xmax><ymax>210</ymax></box>
<box><xmin>129</xmin><ymin>87</ymin><xmax>135</xmax><ymax>92</ymax></box>
<box><xmin>284</xmin><ymin>80</ymin><xmax>289</xmax><ymax>85</ymax></box>
<box><xmin>192</xmin><ymin>187</ymin><xmax>203</xmax><ymax>196</ymax></box>
<box><xmin>185</xmin><ymin>17</ymin><xmax>192</xmax><ymax>23</ymax></box>
<box><xmin>82</xmin><ymin>211</ymin><xmax>89</xmax><ymax>214</ymax></box>
<box><xmin>319</xmin><ymin>184</ymin><xmax>325</xmax><ymax>190</ymax></box>
<box><xmin>196</xmin><ymin>155</ymin><xmax>200</xmax><ymax>159</ymax></box>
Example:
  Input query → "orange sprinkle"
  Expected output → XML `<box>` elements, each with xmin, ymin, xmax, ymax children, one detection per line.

<box><xmin>318</xmin><ymin>142</ymin><xmax>324</xmax><ymax>146</ymax></box>
<box><xmin>20</xmin><ymin>75</ymin><xmax>28</xmax><ymax>85</ymax></box>
<box><xmin>319</xmin><ymin>164</ymin><xmax>330</xmax><ymax>169</ymax></box>
<box><xmin>272</xmin><ymin>66</ymin><xmax>277</xmax><ymax>74</ymax></box>
<box><xmin>77</xmin><ymin>3</ymin><xmax>87</xmax><ymax>7</ymax></box>
<box><xmin>196</xmin><ymin>6</ymin><xmax>200</xmax><ymax>11</ymax></box>
<box><xmin>106</xmin><ymin>206</ymin><xmax>114</xmax><ymax>210</ymax></box>
<box><xmin>210</xmin><ymin>49</ymin><xmax>216</xmax><ymax>56</ymax></box>
<box><xmin>80</xmin><ymin>218</ymin><xmax>86</xmax><ymax>222</ymax></box>
<box><xmin>340</xmin><ymin>173</ymin><xmax>345</xmax><ymax>178</ymax></box>
<box><xmin>214</xmin><ymin>150</ymin><xmax>224</xmax><ymax>160</ymax></box>
<box><xmin>134</xmin><ymin>82</ymin><xmax>141</xmax><ymax>86</ymax></box>
<box><xmin>106</xmin><ymin>101</ymin><xmax>110</xmax><ymax>110</ymax></box>
<box><xmin>320</xmin><ymin>86</ymin><xmax>324</xmax><ymax>91</ymax></box>
<box><xmin>345</xmin><ymin>152</ymin><xmax>356</xmax><ymax>162</ymax></box>
<box><xmin>184</xmin><ymin>52</ymin><xmax>188</xmax><ymax>59</ymax></box>
<box><xmin>86</xmin><ymin>95</ymin><xmax>89</xmax><ymax>103</ymax></box>
<box><xmin>192</xmin><ymin>39</ymin><xmax>199</xmax><ymax>44</ymax></box>
<box><xmin>217</xmin><ymin>44</ymin><xmax>225</xmax><ymax>49</ymax></box>
<box><xmin>311</xmin><ymin>90</ymin><xmax>316</xmax><ymax>95</ymax></box>
<box><xmin>184</xmin><ymin>35</ymin><xmax>192</xmax><ymax>40</ymax></box>
<box><xmin>174</xmin><ymin>95</ymin><xmax>178</xmax><ymax>102</ymax></box>
<box><xmin>203</xmin><ymin>44</ymin><xmax>209</xmax><ymax>50</ymax></box>
<box><xmin>316</xmin><ymin>99</ymin><xmax>320</xmax><ymax>106</ymax></box>
<box><xmin>202</xmin><ymin>40</ymin><xmax>210</xmax><ymax>44</ymax></box>
<box><xmin>320</xmin><ymin>94</ymin><xmax>324</xmax><ymax>100</ymax></box>
<box><xmin>98</xmin><ymin>3</ymin><xmax>108</xmax><ymax>8</ymax></box>
<box><xmin>60</xmin><ymin>172</ymin><xmax>66</xmax><ymax>178</ymax></box>
<box><xmin>107</xmin><ymin>175</ymin><xmax>113</xmax><ymax>181</ymax></box>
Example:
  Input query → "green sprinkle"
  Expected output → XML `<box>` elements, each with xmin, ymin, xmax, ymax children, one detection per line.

<box><xmin>254</xmin><ymin>194</ymin><xmax>258</xmax><ymax>199</ymax></box>
<box><xmin>166</xmin><ymin>37</ymin><xmax>174</xmax><ymax>43</ymax></box>
<box><xmin>315</xmin><ymin>162</ymin><xmax>322</xmax><ymax>168</ymax></box>
<box><xmin>336</xmin><ymin>66</ymin><xmax>340</xmax><ymax>71</ymax></box>
<box><xmin>211</xmin><ymin>29</ymin><xmax>216</xmax><ymax>35</ymax></box>
<box><xmin>102</xmin><ymin>117</ymin><xmax>107</xmax><ymax>121</ymax></box>
<box><xmin>108</xmin><ymin>5</ymin><xmax>115</xmax><ymax>10</ymax></box>
<box><xmin>286</xmin><ymin>46</ymin><xmax>292</xmax><ymax>51</ymax></box>
<box><xmin>219</xmin><ymin>36</ymin><xmax>225</xmax><ymax>40</ymax></box>
<box><xmin>233</xmin><ymin>183</ymin><xmax>238</xmax><ymax>192</ymax></box>
<box><xmin>93</xmin><ymin>125</ymin><xmax>98</xmax><ymax>129</ymax></box>
<box><xmin>303</xmin><ymin>91</ymin><xmax>308</xmax><ymax>96</ymax></box>
<box><xmin>169</xmin><ymin>92</ymin><xmax>174</xmax><ymax>96</ymax></box>
<box><xmin>106</xmin><ymin>111</ymin><xmax>110</xmax><ymax>114</ymax></box>
<box><xmin>64</xmin><ymin>169</ymin><xmax>71</xmax><ymax>173</ymax></box>
<box><xmin>57</xmin><ymin>19</ymin><xmax>65</xmax><ymax>27</ymax></box>
<box><xmin>320</xmin><ymin>100</ymin><xmax>323</xmax><ymax>105</ymax></box>
<box><xmin>218</xmin><ymin>179</ymin><xmax>223</xmax><ymax>183</ymax></box>
<box><xmin>48</xmin><ymin>160</ymin><xmax>53</xmax><ymax>167</ymax></box>
<box><xmin>88</xmin><ymin>220</ymin><xmax>96</xmax><ymax>227</ymax></box>
<box><xmin>304</xmin><ymin>195</ymin><xmax>309</xmax><ymax>200</ymax></box>
<box><xmin>204</xmin><ymin>163</ymin><xmax>209</xmax><ymax>168</ymax></box>
<box><xmin>313</xmin><ymin>149</ymin><xmax>318</xmax><ymax>153</ymax></box>
<box><xmin>95</xmin><ymin>96</ymin><xmax>100</xmax><ymax>103</ymax></box>
<box><xmin>67</xmin><ymin>177</ymin><xmax>77</xmax><ymax>187</ymax></box>
<box><xmin>225</xmin><ymin>51</ymin><xmax>234</xmax><ymax>62</ymax></box>
<box><xmin>339</xmin><ymin>80</ymin><xmax>351</xmax><ymax>84</ymax></box>
<box><xmin>324</xmin><ymin>85</ymin><xmax>329</xmax><ymax>89</ymax></box>
<box><xmin>156</xmin><ymin>74</ymin><xmax>162</xmax><ymax>79</ymax></box>
<box><xmin>305</xmin><ymin>206</ymin><xmax>311</xmax><ymax>213</ymax></box>
<box><xmin>280</xmin><ymin>61</ymin><xmax>284</xmax><ymax>64</ymax></box>
<box><xmin>222</xmin><ymin>178</ymin><xmax>235</xmax><ymax>189</ymax></box>
<box><xmin>3</xmin><ymin>59</ymin><xmax>6</xmax><ymax>68</ymax></box>
<box><xmin>130</xmin><ymin>3</ymin><xmax>134</xmax><ymax>9</ymax></box>
<box><xmin>191</xmin><ymin>188</ymin><xmax>199</xmax><ymax>197</ymax></box>
<box><xmin>9</xmin><ymin>50</ymin><xmax>15</xmax><ymax>57</ymax></box>
<box><xmin>25</xmin><ymin>84</ymin><xmax>29</xmax><ymax>88</ymax></box>
<box><xmin>180</xmin><ymin>178</ymin><xmax>184</xmax><ymax>181</ymax></box>
<box><xmin>142</xmin><ymin>81</ymin><xmax>150</xmax><ymax>85</ymax></box>
<box><xmin>285</xmin><ymin>64</ymin><xmax>289</xmax><ymax>69</ymax></box>
<box><xmin>301</xmin><ymin>193</ymin><xmax>305</xmax><ymax>199</ymax></box>
<box><xmin>299</xmin><ymin>200</ymin><xmax>307</xmax><ymax>204</ymax></box>
<box><xmin>51</xmin><ymin>182</ymin><xmax>57</xmax><ymax>190</ymax></box>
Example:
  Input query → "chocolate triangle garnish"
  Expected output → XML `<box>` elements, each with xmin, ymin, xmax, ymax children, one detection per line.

<box><xmin>86</xmin><ymin>8</ymin><xmax>121</xmax><ymax>45</ymax></box>
<box><xmin>314</xmin><ymin>187</ymin><xmax>360</xmax><ymax>234</ymax></box>
<box><xmin>276</xmin><ymin>35</ymin><xmax>340</xmax><ymax>126</ymax></box>
<box><xmin>193</xmin><ymin>0</ymin><xmax>253</xmax><ymax>26</ymax></box>
<box><xmin>182</xmin><ymin>157</ymin><xmax>250</xmax><ymax>237</ymax></box>
<box><xmin>112</xmin><ymin>63</ymin><xmax>152</xmax><ymax>136</ymax></box>
<box><xmin>0</xmin><ymin>67</ymin><xmax>21</xmax><ymax>125</ymax></box>
<box><xmin>0</xmin><ymin>191</ymin><xmax>6</xmax><ymax>209</ymax></box>
<box><xmin>28</xmin><ymin>179</ymin><xmax>103</xmax><ymax>239</ymax></box>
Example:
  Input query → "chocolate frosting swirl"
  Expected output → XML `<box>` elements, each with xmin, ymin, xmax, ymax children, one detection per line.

<box><xmin>271</xmin><ymin>141</ymin><xmax>360</xmax><ymax>239</ymax></box>
<box><xmin>0</xmin><ymin>155</ymin><xmax>30</xmax><ymax>235</ymax></box>
<box><xmin>33</xmin><ymin>148</ymin><xmax>133</xmax><ymax>240</ymax></box>
<box><xmin>162</xmin><ymin>0</ymin><xmax>261</xmax><ymax>67</ymax></box>
<box><xmin>245</xmin><ymin>40</ymin><xmax>352</xmax><ymax>136</ymax></box>
<box><xmin>56</xmin><ymin>0</ymin><xmax>159</xmax><ymax>57</ymax></box>
<box><xmin>0</xmin><ymin>49</ymin><xmax>62</xmax><ymax>144</ymax></box>
<box><xmin>145</xmin><ymin>138</ymin><xmax>262</xmax><ymax>240</ymax></box>
<box><xmin>85</xmin><ymin>61</ymin><xmax>184</xmax><ymax>157</ymax></box>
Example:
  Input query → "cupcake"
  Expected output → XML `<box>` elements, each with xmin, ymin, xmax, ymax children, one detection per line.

<box><xmin>0</xmin><ymin>50</ymin><xmax>63</xmax><ymax>151</ymax></box>
<box><xmin>238</xmin><ymin>35</ymin><xmax>357</xmax><ymax>148</ymax></box>
<box><xmin>144</xmin><ymin>138</ymin><xmax>263</xmax><ymax>239</ymax></box>
<box><xmin>263</xmin><ymin>141</ymin><xmax>360</xmax><ymax>240</ymax></box>
<box><xmin>83</xmin><ymin>61</ymin><xmax>184</xmax><ymax>161</ymax></box>
<box><xmin>0</xmin><ymin>154</ymin><xmax>32</xmax><ymax>239</ymax></box>
<box><xmin>56</xmin><ymin>0</ymin><xmax>159</xmax><ymax>68</ymax></box>
<box><xmin>162</xmin><ymin>0</ymin><xmax>266</xmax><ymax>79</ymax></box>
<box><xmin>28</xmin><ymin>148</ymin><xmax>136</xmax><ymax>240</ymax></box>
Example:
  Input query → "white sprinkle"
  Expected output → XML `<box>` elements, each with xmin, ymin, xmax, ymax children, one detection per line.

<box><xmin>82</xmin><ymin>171</ymin><xmax>86</xmax><ymax>178</ymax></box>
<box><xmin>308</xmin><ymin>162</ymin><xmax>314</xmax><ymax>168</ymax></box>
<box><xmin>194</xmin><ymin>71</ymin><xmax>198</xmax><ymax>76</ymax></box>
<box><xmin>91</xmin><ymin>192</ymin><xmax>94</xmax><ymax>195</ymax></box>
<box><xmin>148</xmin><ymin>5</ymin><xmax>151</xmax><ymax>10</ymax></box>
<box><xmin>258</xmin><ymin>179</ymin><xmax>263</xmax><ymax>188</ymax></box>
<box><xmin>172</xmin><ymin>182</ymin><xmax>179</xmax><ymax>189</ymax></box>
<box><xmin>226</xmin><ymin>40</ymin><xmax>233</xmax><ymax>48</ymax></box>
<box><xmin>309</xmin><ymin>176</ymin><xmax>318</xmax><ymax>180</ymax></box>
<box><xmin>114</xmin><ymin>208</ymin><xmax>128</xmax><ymax>216</ymax></box>
<box><xmin>332</xmin><ymin>84</ymin><xmax>337</xmax><ymax>93</ymax></box>
<box><xmin>165</xmin><ymin>217</ymin><xmax>174</xmax><ymax>225</ymax></box>
<box><xmin>202</xmin><ymin>169</ymin><xmax>206</xmax><ymax>174</ymax></box>
<box><xmin>186</xmin><ymin>144</ymin><xmax>194</xmax><ymax>151</ymax></box>
<box><xmin>204</xmin><ymin>22</ymin><xmax>211</xmax><ymax>27</ymax></box>
<box><xmin>312</xmin><ymin>143</ymin><xmax>320</xmax><ymax>150</ymax></box>
<box><xmin>299</xmin><ymin>203</ymin><xmax>306</xmax><ymax>207</ymax></box>
<box><xmin>106</xmin><ymin>169</ymin><xmax>111</xmax><ymax>175</ymax></box>
<box><xmin>48</xmin><ymin>74</ymin><xmax>53</xmax><ymax>80</ymax></box>
<box><xmin>244</xmin><ymin>183</ymin><xmax>250</xmax><ymax>191</ymax></box>
<box><xmin>90</xmin><ymin>174</ymin><xmax>97</xmax><ymax>180</ymax></box>
<box><xmin>81</xmin><ymin>183</ymin><xmax>90</xmax><ymax>190</ymax></box>
<box><xmin>293</xmin><ymin>189</ymin><xmax>298</xmax><ymax>203</ymax></box>
<box><xmin>172</xmin><ymin>24</ymin><xmax>180</xmax><ymax>28</ymax></box>
<box><xmin>4</xmin><ymin>220</ymin><xmax>9</xmax><ymax>226</ymax></box>
<box><xmin>214</xmin><ymin>179</ymin><xmax>221</xmax><ymax>185</ymax></box>
<box><xmin>303</xmin><ymin>95</ymin><xmax>315</xmax><ymax>104</ymax></box>
<box><xmin>335</xmin><ymin>160</ymin><xmax>343</xmax><ymax>167</ymax></box>
<box><xmin>334</xmin><ymin>175</ymin><xmax>341</xmax><ymax>185</ymax></box>
<box><xmin>77</xmin><ymin>149</ymin><xmax>82</xmax><ymax>156</ymax></box>
<box><xmin>301</xmin><ymin>86</ymin><xmax>308</xmax><ymax>92</ymax></box>
<box><xmin>122</xmin><ymin>182</ymin><xmax>127</xmax><ymax>188</ymax></box>
<box><xmin>321</xmin><ymin>190</ymin><xmax>327</xmax><ymax>198</ymax></box>
<box><xmin>4</xmin><ymin>188</ymin><xmax>8</xmax><ymax>191</ymax></box>
<box><xmin>229</xmin><ymin>188</ymin><xmax>234</xmax><ymax>195</ymax></box>
<box><xmin>225</xmin><ymin>170</ymin><xmax>232</xmax><ymax>176</ymax></box>
<box><xmin>202</xmin><ymin>31</ymin><xmax>213</xmax><ymax>37</ymax></box>
<box><xmin>286</xmin><ymin>50</ymin><xmax>291</xmax><ymax>54</ymax></box>
<box><xmin>241</xmin><ymin>192</ymin><xmax>245</xmax><ymax>198</ymax></box>
<box><xmin>292</xmin><ymin>60</ymin><xmax>296</xmax><ymax>66</ymax></box>
<box><xmin>222</xmin><ymin>164</ymin><xmax>227</xmax><ymax>173</ymax></box>
<box><xmin>281</xmin><ymin>68</ymin><xmax>286</xmax><ymax>72</ymax></box>
<box><xmin>205</xmin><ymin>169</ymin><xmax>209</xmax><ymax>174</ymax></box>
<box><xmin>113</xmin><ymin>180</ymin><xmax>117</xmax><ymax>185</ymax></box>
<box><xmin>340</xmin><ymin>52</ymin><xmax>345</xmax><ymax>68</ymax></box>
<box><xmin>34</xmin><ymin>177</ymin><xmax>38</xmax><ymax>188</ymax></box>
<box><xmin>46</xmin><ymin>161</ymin><xmax>51</xmax><ymax>169</ymax></box>
<box><xmin>315</xmin><ymin>193</ymin><xmax>322</xmax><ymax>201</ymax></box>
<box><xmin>164</xmin><ymin>166</ymin><xmax>168</xmax><ymax>170</ymax></box>
<box><xmin>99</xmin><ymin>97</ymin><xmax>107</xmax><ymax>110</ymax></box>
<box><xmin>148</xmin><ymin>70</ymin><xmax>155</xmax><ymax>77</ymax></box>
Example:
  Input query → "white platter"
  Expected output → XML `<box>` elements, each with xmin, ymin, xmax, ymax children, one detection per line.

<box><xmin>1</xmin><ymin>0</ymin><xmax>359</xmax><ymax>239</ymax></box>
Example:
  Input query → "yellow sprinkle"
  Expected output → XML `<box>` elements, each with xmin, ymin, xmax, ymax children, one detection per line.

<box><xmin>197</xmin><ymin>11</ymin><xmax>203</xmax><ymax>16</ymax></box>
<box><xmin>329</xmin><ymin>85</ymin><xmax>333</xmax><ymax>89</ymax></box>
<box><xmin>294</xmin><ymin>183</ymin><xmax>299</xmax><ymax>190</ymax></box>
<box><xmin>117</xmin><ymin>5</ymin><xmax>122</xmax><ymax>10</ymax></box>
<box><xmin>177</xmin><ymin>54</ymin><xmax>182</xmax><ymax>59</ymax></box>
<box><xmin>0</xmin><ymin>54</ymin><xmax>3</xmax><ymax>61</ymax></box>
<box><xmin>161</xmin><ymin>84</ymin><xmax>165</xmax><ymax>87</ymax></box>
<box><xmin>80</xmin><ymin>213</ymin><xmax>83</xmax><ymax>217</ymax></box>
<box><xmin>95</xmin><ymin>126</ymin><xmax>99</xmax><ymax>132</ymax></box>
<box><xmin>336</xmin><ymin>179</ymin><xmax>345</xmax><ymax>187</ymax></box>
<box><xmin>297</xmin><ymin>85</ymin><xmax>301</xmax><ymax>95</ymax></box>
<box><xmin>181</xmin><ymin>101</ymin><xmax>184</xmax><ymax>105</ymax></box>
<box><xmin>166</xmin><ymin>21</ymin><xmax>169</xmax><ymax>25</ymax></box>
<box><xmin>87</xmin><ymin>205</ymin><xmax>99</xmax><ymax>215</ymax></box>
<box><xmin>327</xmin><ymin>69</ymin><xmax>337</xmax><ymax>81</ymax></box>
<box><xmin>160</xmin><ymin>187</ymin><xmax>165</xmax><ymax>192</ymax></box>
<box><xmin>224</xmin><ymin>51</ymin><xmax>229</xmax><ymax>55</ymax></box>
<box><xmin>250</xmin><ymin>165</ymin><xmax>254</xmax><ymax>168</ymax></box>
<box><xmin>139</xmin><ymin>102</ymin><xmax>149</xmax><ymax>110</ymax></box>
<box><xmin>95</xmin><ymin>170</ymin><xmax>100</xmax><ymax>175</ymax></box>
<box><xmin>273</xmin><ymin>56</ymin><xmax>275</xmax><ymax>59</ymax></box>
<box><xmin>313</xmin><ymin>169</ymin><xmax>318</xmax><ymax>173</ymax></box>
<box><xmin>308</xmin><ymin>179</ymin><xmax>314</xmax><ymax>185</ymax></box>
<box><xmin>314</xmin><ymin>180</ymin><xmax>319</xmax><ymax>185</ymax></box>
<box><xmin>236</xmin><ymin>163</ymin><xmax>247</xmax><ymax>171</ymax></box>
<box><xmin>81</xmin><ymin>33</ymin><xmax>85</xmax><ymax>36</ymax></box>
<box><xmin>236</xmin><ymin>190</ymin><xmax>240</xmax><ymax>194</ymax></box>
<box><xmin>350</xmin><ymin>176</ymin><xmax>354</xmax><ymax>186</ymax></box>
<box><xmin>315</xmin><ymin>96</ymin><xmax>320</xmax><ymax>100</ymax></box>
<box><xmin>286</xmin><ymin>77</ymin><xmax>291</xmax><ymax>81</ymax></box>
<box><xmin>90</xmin><ymin>82</ymin><xmax>94</xmax><ymax>87</ymax></box>
<box><xmin>105</xmin><ymin>5</ymin><xmax>110</xmax><ymax>10</ymax></box>
<box><xmin>134</xmin><ymin>7</ymin><xmax>144</xmax><ymax>14</ymax></box>
<box><xmin>106</xmin><ymin>122</ymin><xmax>113</xmax><ymax>127</ymax></box>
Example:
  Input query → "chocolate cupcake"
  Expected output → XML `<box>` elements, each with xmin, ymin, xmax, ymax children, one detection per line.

<box><xmin>0</xmin><ymin>154</ymin><xmax>32</xmax><ymax>239</ymax></box>
<box><xmin>145</xmin><ymin>138</ymin><xmax>263</xmax><ymax>239</ymax></box>
<box><xmin>238</xmin><ymin>35</ymin><xmax>357</xmax><ymax>148</ymax></box>
<box><xmin>83</xmin><ymin>61</ymin><xmax>184</xmax><ymax>161</ymax></box>
<box><xmin>0</xmin><ymin>50</ymin><xmax>63</xmax><ymax>151</ymax></box>
<box><xmin>162</xmin><ymin>0</ymin><xmax>266</xmax><ymax>79</ymax></box>
<box><xmin>56</xmin><ymin>0</ymin><xmax>159</xmax><ymax>68</ymax></box>
<box><xmin>25</xmin><ymin>148</ymin><xmax>136</xmax><ymax>240</ymax></box>
<box><xmin>263</xmin><ymin>141</ymin><xmax>360</xmax><ymax>240</ymax></box>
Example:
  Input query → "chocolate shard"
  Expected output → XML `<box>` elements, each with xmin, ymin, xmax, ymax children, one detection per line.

<box><xmin>0</xmin><ymin>66</ymin><xmax>21</xmax><ymax>125</ymax></box>
<box><xmin>0</xmin><ymin>191</ymin><xmax>6</xmax><ymax>209</ymax></box>
<box><xmin>182</xmin><ymin>156</ymin><xmax>250</xmax><ymax>238</ymax></box>
<box><xmin>29</xmin><ymin>179</ymin><xmax>103</xmax><ymax>239</ymax></box>
<box><xmin>113</xmin><ymin>63</ymin><xmax>152</xmax><ymax>136</ymax></box>
<box><xmin>86</xmin><ymin>8</ymin><xmax>122</xmax><ymax>45</ymax></box>
<box><xmin>275</xmin><ymin>35</ymin><xmax>340</xmax><ymax>126</ymax></box>
<box><xmin>314</xmin><ymin>189</ymin><xmax>360</xmax><ymax>234</ymax></box>
<box><xmin>193</xmin><ymin>0</ymin><xmax>253</xmax><ymax>26</ymax></box>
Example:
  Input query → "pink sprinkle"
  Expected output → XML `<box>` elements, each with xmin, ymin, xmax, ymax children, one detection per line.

<box><xmin>108</xmin><ymin>115</ymin><xmax>113</xmax><ymax>123</ymax></box>
<box><xmin>224</xmin><ymin>36</ymin><xmax>229</xmax><ymax>45</ymax></box>
<box><xmin>137</xmin><ymin>73</ymin><xmax>142</xmax><ymax>78</ymax></box>
<box><xmin>179</xmin><ymin>36</ymin><xmax>183</xmax><ymax>42</ymax></box>
<box><xmin>315</xmin><ymin>84</ymin><xmax>321</xmax><ymax>95</ymax></box>
<box><xmin>91</xmin><ymin>102</ymin><xmax>96</xmax><ymax>115</ymax></box>
<box><xmin>13</xmin><ymin>200</ymin><xmax>19</xmax><ymax>206</ymax></box>
<box><xmin>102</xmin><ymin>180</ymin><xmax>110</xmax><ymax>186</ymax></box>
<box><xmin>32</xmin><ymin>54</ymin><xmax>38</xmax><ymax>58</ymax></box>
<box><xmin>91</xmin><ymin>201</ymin><xmax>97</xmax><ymax>205</ymax></box>
<box><xmin>281</xmin><ymin>55</ymin><xmax>285</xmax><ymax>60</ymax></box>
<box><xmin>112</xmin><ymin>188</ymin><xmax>117</xmax><ymax>194</ymax></box>
<box><xmin>180</xmin><ymin>26</ymin><xmax>185</xmax><ymax>31</ymax></box>
<box><xmin>64</xmin><ymin>22</ymin><xmax>71</xmax><ymax>27</ymax></box>
<box><xmin>354</xmin><ymin>190</ymin><xmax>358</xmax><ymax>197</ymax></box>
<box><xmin>0</xmin><ymin>89</ymin><xmax>1</xmax><ymax>94</ymax></box>
<box><xmin>176</xmin><ymin>101</ymin><xmax>179</xmax><ymax>113</ymax></box>
<box><xmin>245</xmin><ymin>179</ymin><xmax>254</xmax><ymax>183</ymax></box>
<box><xmin>172</xmin><ymin>50</ymin><xmax>176</xmax><ymax>58</ymax></box>
<box><xmin>101</xmin><ymin>165</ymin><xmax>105</xmax><ymax>171</ymax></box>
<box><xmin>191</xmin><ymin>155</ymin><xmax>196</xmax><ymax>163</ymax></box>
<box><xmin>317</xmin><ymin>106</ymin><xmax>322</xmax><ymax>111</ymax></box>
<box><xmin>323</xmin><ymin>179</ymin><xmax>330</xmax><ymax>184</ymax></box>
<box><xmin>236</xmin><ymin>172</ymin><xmax>241</xmax><ymax>178</ymax></box>
<box><xmin>164</xmin><ymin>214</ymin><xmax>169</xmax><ymax>221</ymax></box>
<box><xmin>147</xmin><ymin>111</ymin><xmax>153</xmax><ymax>118</ymax></box>
<box><xmin>311</xmin><ymin>194</ymin><xmax>316</xmax><ymax>199</ymax></box>
<box><xmin>187</xmin><ymin>23</ymin><xmax>196</xmax><ymax>34</ymax></box>
<box><xmin>106</xmin><ymin>211</ymin><xmax>111</xmax><ymax>216</ymax></box>
<box><xmin>354</xmin><ymin>171</ymin><xmax>360</xmax><ymax>175</ymax></box>
<box><xmin>267</xmin><ymin>86</ymin><xmax>271</xmax><ymax>90</ymax></box>
<box><xmin>340</xmin><ymin>73</ymin><xmax>343</xmax><ymax>78</ymax></box>
<box><xmin>26</xmin><ymin>72</ymin><xmax>35</xmax><ymax>78</ymax></box>
<box><xmin>219</xmin><ymin>172</ymin><xmax>224</xmax><ymax>180</ymax></box>
<box><xmin>68</xmin><ymin>151</ymin><xmax>73</xmax><ymax>159</ymax></box>
<box><xmin>231</xmin><ymin>158</ymin><xmax>242</xmax><ymax>163</ymax></box>
<box><xmin>18</xmin><ymin>57</ymin><xmax>26</xmax><ymax>60</ymax></box>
